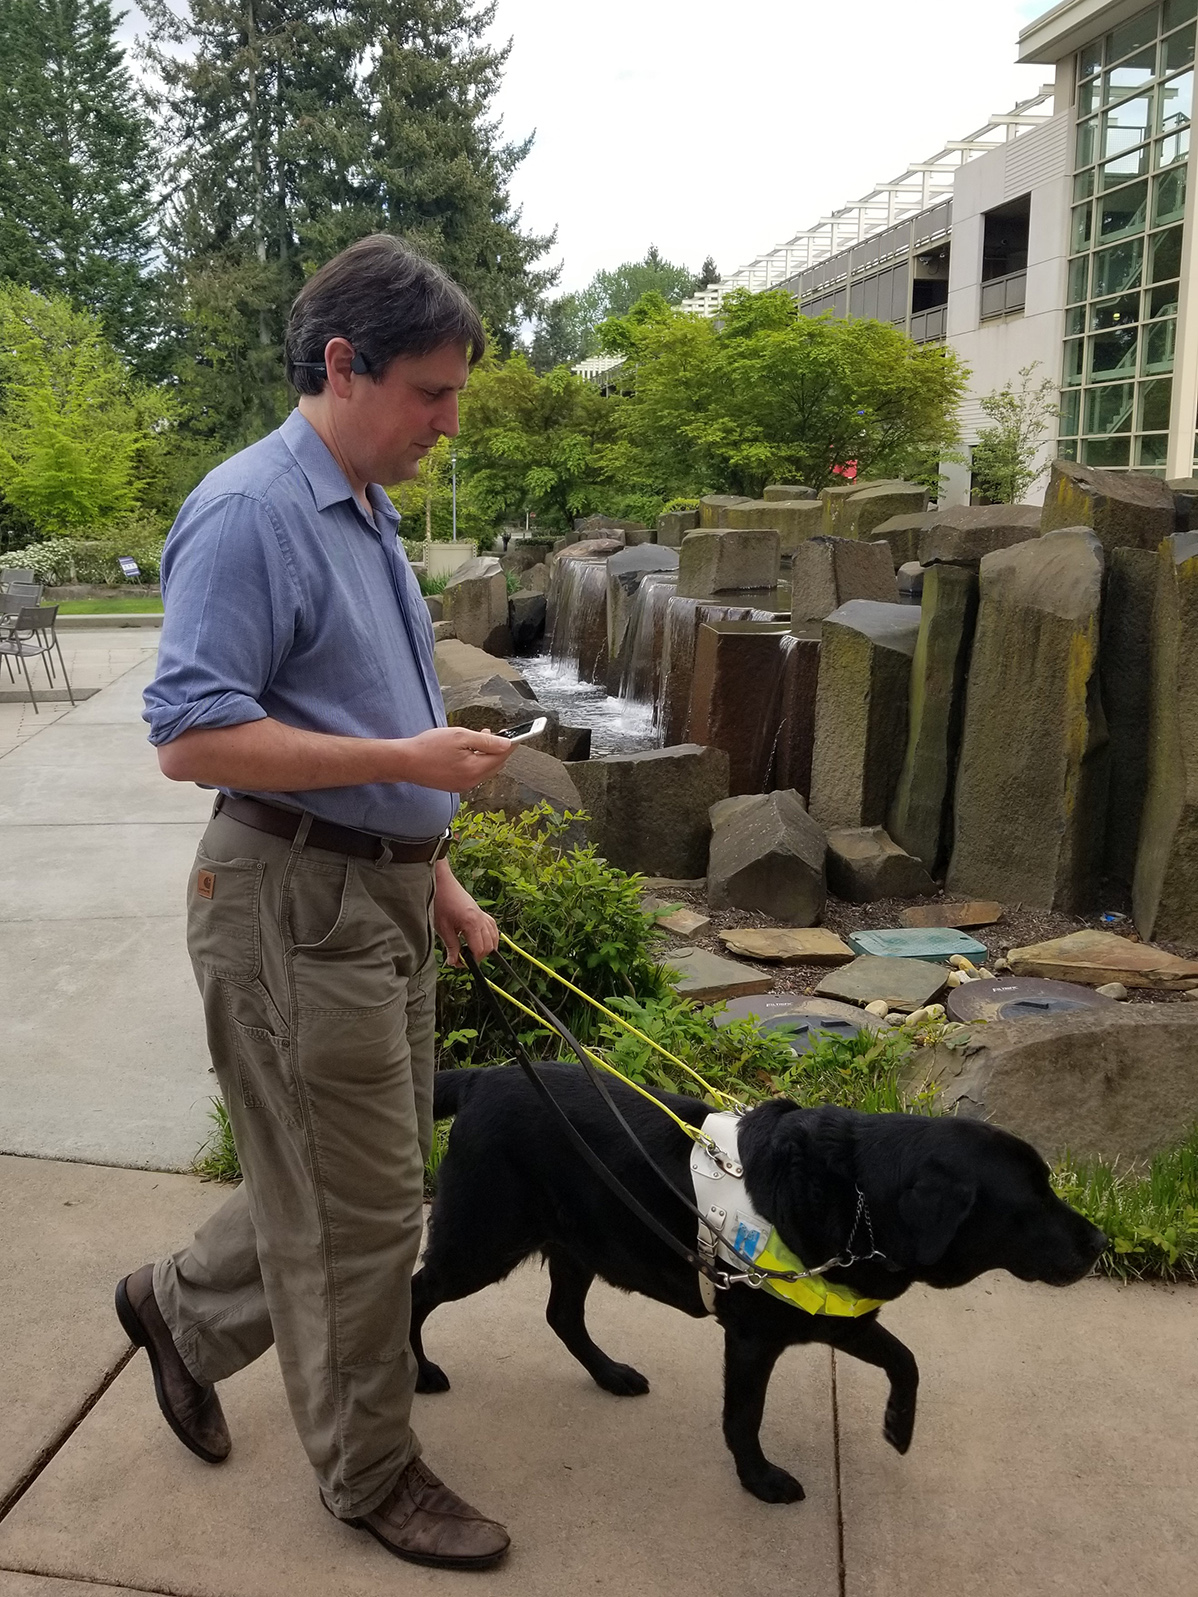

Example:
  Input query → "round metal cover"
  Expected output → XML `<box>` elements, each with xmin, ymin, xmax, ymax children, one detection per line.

<box><xmin>714</xmin><ymin>995</ymin><xmax>869</xmax><ymax>1057</ymax></box>
<box><xmin>946</xmin><ymin>976</ymin><xmax>1118</xmax><ymax>1025</ymax></box>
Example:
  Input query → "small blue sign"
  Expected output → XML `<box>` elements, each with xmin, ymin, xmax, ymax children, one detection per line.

<box><xmin>117</xmin><ymin>556</ymin><xmax>141</xmax><ymax>581</ymax></box>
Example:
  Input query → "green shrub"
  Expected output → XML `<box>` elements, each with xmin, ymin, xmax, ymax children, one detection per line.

<box><xmin>1052</xmin><ymin>1131</ymin><xmax>1198</xmax><ymax>1282</ymax></box>
<box><xmin>194</xmin><ymin>1098</ymin><xmax>241</xmax><ymax>1183</ymax></box>
<box><xmin>438</xmin><ymin>805</ymin><xmax>671</xmax><ymax>1062</ymax></box>
<box><xmin>22</xmin><ymin>515</ymin><xmax>167</xmax><ymax>584</ymax></box>
<box><xmin>418</xmin><ymin>571</ymin><xmax>451</xmax><ymax>596</ymax></box>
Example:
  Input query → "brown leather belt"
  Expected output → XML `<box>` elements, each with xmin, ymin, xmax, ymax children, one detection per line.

<box><xmin>215</xmin><ymin>793</ymin><xmax>449</xmax><ymax>863</ymax></box>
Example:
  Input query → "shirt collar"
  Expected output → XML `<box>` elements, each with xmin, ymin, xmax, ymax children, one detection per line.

<box><xmin>280</xmin><ymin>408</ymin><xmax>400</xmax><ymax>531</ymax></box>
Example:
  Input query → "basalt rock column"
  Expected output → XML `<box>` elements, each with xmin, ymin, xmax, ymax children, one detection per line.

<box><xmin>1040</xmin><ymin>460</ymin><xmax>1177</xmax><ymax>554</ymax></box>
<box><xmin>1101</xmin><ymin>547</ymin><xmax>1158</xmax><ymax>890</ymax></box>
<box><xmin>947</xmin><ymin>528</ymin><xmax>1108</xmax><ymax>913</ymax></box>
<box><xmin>791</xmin><ymin>537</ymin><xmax>899</xmax><ymax>624</ymax></box>
<box><xmin>689</xmin><ymin>621</ymin><xmax>791</xmax><ymax>794</ymax></box>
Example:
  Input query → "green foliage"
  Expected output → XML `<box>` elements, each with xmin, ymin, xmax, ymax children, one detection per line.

<box><xmin>0</xmin><ymin>0</ymin><xmax>159</xmax><ymax>360</ymax></box>
<box><xmin>20</xmin><ymin>518</ymin><xmax>168</xmax><ymax>584</ymax></box>
<box><xmin>0</xmin><ymin>286</ymin><xmax>173</xmax><ymax>537</ymax></box>
<box><xmin>1053</xmin><ymin>1131</ymin><xmax>1198</xmax><ymax>1282</ymax></box>
<box><xmin>600</xmin><ymin>288</ymin><xmax>968</xmax><ymax>496</ymax></box>
<box><xmin>438</xmin><ymin>805</ymin><xmax>671</xmax><ymax>1062</ymax></box>
<box><xmin>970</xmin><ymin>362</ymin><xmax>1059</xmax><ymax>504</ymax></box>
<box><xmin>194</xmin><ymin>1097</ymin><xmax>241</xmax><ymax>1183</ymax></box>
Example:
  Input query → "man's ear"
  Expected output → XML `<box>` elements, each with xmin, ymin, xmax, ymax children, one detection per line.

<box><xmin>898</xmin><ymin>1167</ymin><xmax>977</xmax><ymax>1268</ymax></box>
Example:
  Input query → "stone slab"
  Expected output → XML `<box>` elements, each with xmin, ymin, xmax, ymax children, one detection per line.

<box><xmin>0</xmin><ymin>1267</ymin><xmax>839</xmax><ymax>1597</ymax></box>
<box><xmin>839</xmin><ymin>1273</ymin><xmax>1198</xmax><ymax>1597</ymax></box>
<box><xmin>899</xmin><ymin>900</ymin><xmax>1004</xmax><ymax>929</ymax></box>
<box><xmin>649</xmin><ymin>906</ymin><xmax>711</xmax><ymax>940</ymax></box>
<box><xmin>662</xmin><ymin>948</ymin><xmax>773</xmax><ymax>1003</ymax></box>
<box><xmin>816</xmin><ymin>956</ymin><xmax>947</xmax><ymax>1012</ymax></box>
<box><xmin>717</xmin><ymin>928</ymin><xmax>853</xmax><ymax>965</ymax></box>
<box><xmin>1007</xmin><ymin>928</ymin><xmax>1198</xmax><ymax>989</ymax></box>
<box><xmin>846</xmin><ymin>928</ymin><xmax>988</xmax><ymax>962</ymax></box>
<box><xmin>0</xmin><ymin>917</ymin><xmax>214</xmax><ymax>1170</ymax></box>
<box><xmin>0</xmin><ymin>1157</ymin><xmax>225</xmax><ymax>1508</ymax></box>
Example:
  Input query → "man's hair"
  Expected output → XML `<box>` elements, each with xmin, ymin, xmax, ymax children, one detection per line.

<box><xmin>284</xmin><ymin>234</ymin><xmax>486</xmax><ymax>395</ymax></box>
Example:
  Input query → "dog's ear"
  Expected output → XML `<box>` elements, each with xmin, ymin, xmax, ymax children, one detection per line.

<box><xmin>898</xmin><ymin>1165</ymin><xmax>977</xmax><ymax>1268</ymax></box>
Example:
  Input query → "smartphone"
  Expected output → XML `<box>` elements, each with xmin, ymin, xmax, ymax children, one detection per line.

<box><xmin>498</xmin><ymin>716</ymin><xmax>549</xmax><ymax>743</ymax></box>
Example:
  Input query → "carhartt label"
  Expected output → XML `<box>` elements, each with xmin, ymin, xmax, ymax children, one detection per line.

<box><xmin>197</xmin><ymin>869</ymin><xmax>216</xmax><ymax>900</ymax></box>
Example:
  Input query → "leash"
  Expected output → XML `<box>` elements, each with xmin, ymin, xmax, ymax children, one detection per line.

<box><xmin>457</xmin><ymin>943</ymin><xmax>884</xmax><ymax>1299</ymax></box>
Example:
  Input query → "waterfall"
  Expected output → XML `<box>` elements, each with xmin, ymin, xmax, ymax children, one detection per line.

<box><xmin>657</xmin><ymin>597</ymin><xmax>758</xmax><ymax>744</ymax></box>
<box><xmin>547</xmin><ymin>557</ymin><xmax>610</xmax><ymax>684</ymax></box>
<box><xmin>618</xmin><ymin>571</ymin><xmax>677</xmax><ymax>711</ymax></box>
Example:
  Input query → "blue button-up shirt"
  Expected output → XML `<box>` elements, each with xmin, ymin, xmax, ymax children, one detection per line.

<box><xmin>144</xmin><ymin>408</ymin><xmax>456</xmax><ymax>838</ymax></box>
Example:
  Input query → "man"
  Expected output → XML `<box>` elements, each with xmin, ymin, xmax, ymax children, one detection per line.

<box><xmin>118</xmin><ymin>235</ymin><xmax>515</xmax><ymax>1570</ymax></box>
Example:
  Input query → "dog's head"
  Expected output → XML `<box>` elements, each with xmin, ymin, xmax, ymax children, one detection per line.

<box><xmin>741</xmin><ymin>1104</ymin><xmax>1106</xmax><ymax>1294</ymax></box>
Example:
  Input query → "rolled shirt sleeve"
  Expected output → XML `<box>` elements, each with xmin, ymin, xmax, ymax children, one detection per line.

<box><xmin>144</xmin><ymin>492</ymin><xmax>302</xmax><ymax>747</ymax></box>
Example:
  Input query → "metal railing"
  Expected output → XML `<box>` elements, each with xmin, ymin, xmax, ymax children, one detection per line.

<box><xmin>979</xmin><ymin>269</ymin><xmax>1027</xmax><ymax>321</ymax></box>
<box><xmin>910</xmin><ymin>304</ymin><xmax>948</xmax><ymax>343</ymax></box>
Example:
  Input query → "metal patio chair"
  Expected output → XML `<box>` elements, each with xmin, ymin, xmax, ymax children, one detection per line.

<box><xmin>0</xmin><ymin>567</ymin><xmax>35</xmax><ymax>587</ymax></box>
<box><xmin>0</xmin><ymin>605</ymin><xmax>74</xmax><ymax>714</ymax></box>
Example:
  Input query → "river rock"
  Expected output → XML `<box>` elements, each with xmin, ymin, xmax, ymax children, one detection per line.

<box><xmin>656</xmin><ymin>509</ymin><xmax>700</xmax><ymax>548</ymax></box>
<box><xmin>706</xmin><ymin>788</ymin><xmax>827</xmax><ymax>924</ymax></box>
<box><xmin>808</xmin><ymin>600</ymin><xmax>921</xmax><ymax>829</ymax></box>
<box><xmin>508</xmin><ymin>591</ymin><xmax>546</xmax><ymax>651</ymax></box>
<box><xmin>676</xmin><ymin>528</ymin><xmax>781</xmax><ymax>599</ymax></box>
<box><xmin>1040</xmin><ymin>460</ymin><xmax>1178</xmax><ymax>554</ymax></box>
<box><xmin>1133</xmin><ymin>532</ymin><xmax>1198</xmax><ymax>944</ymax></box>
<box><xmin>790</xmin><ymin>537</ymin><xmax>899</xmax><ymax>624</ymax></box>
<box><xmin>918</xmin><ymin>504</ymin><xmax>1042</xmax><ymax>567</ymax></box>
<box><xmin>839</xmin><ymin>483</ymin><xmax>929</xmax><ymax>540</ymax></box>
<box><xmin>567</xmin><ymin>743</ymin><xmax>729</xmax><ymax>879</ymax></box>
<box><xmin>887</xmin><ymin>562</ymin><xmax>979</xmax><ymax>872</ymax></box>
<box><xmin>825</xmin><ymin>826</ymin><xmax>935</xmax><ymax>902</ymax></box>
<box><xmin>1008</xmin><ymin>928</ymin><xmax>1198</xmax><ymax>990</ymax></box>
<box><xmin>947</xmin><ymin>528</ymin><xmax>1108</xmax><ymax>913</ymax></box>
<box><xmin>699</xmin><ymin>494</ymin><xmax>755</xmax><ymax>528</ymax></box>
<box><xmin>917</xmin><ymin>1006</ymin><xmax>1198</xmax><ymax>1164</ymax></box>
<box><xmin>441</xmin><ymin>556</ymin><xmax>511</xmax><ymax>654</ymax></box>
<box><xmin>1101</xmin><ymin>547</ymin><xmax>1157</xmax><ymax>889</ymax></box>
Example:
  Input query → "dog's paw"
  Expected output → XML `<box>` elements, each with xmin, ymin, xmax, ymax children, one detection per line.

<box><xmin>415</xmin><ymin>1362</ymin><xmax>451</xmax><ymax>1394</ymax></box>
<box><xmin>883</xmin><ymin>1400</ymin><xmax>915</xmax><ymax>1454</ymax></box>
<box><xmin>594</xmin><ymin>1361</ymin><xmax>651</xmax><ymax>1397</ymax></box>
<box><xmin>741</xmin><ymin>1466</ymin><xmax>805</xmax><ymax>1504</ymax></box>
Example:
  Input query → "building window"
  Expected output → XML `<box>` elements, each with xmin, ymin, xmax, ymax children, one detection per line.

<box><xmin>980</xmin><ymin>196</ymin><xmax>1030</xmax><ymax>319</ymax></box>
<box><xmin>1060</xmin><ymin>0</ymin><xmax>1196</xmax><ymax>471</ymax></box>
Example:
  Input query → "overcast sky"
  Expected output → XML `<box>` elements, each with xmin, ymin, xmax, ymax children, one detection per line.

<box><xmin>117</xmin><ymin>0</ymin><xmax>1053</xmax><ymax>296</ymax></box>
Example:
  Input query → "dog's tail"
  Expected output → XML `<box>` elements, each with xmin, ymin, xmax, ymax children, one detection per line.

<box><xmin>432</xmin><ymin>1066</ymin><xmax>482</xmax><ymax>1120</ymax></box>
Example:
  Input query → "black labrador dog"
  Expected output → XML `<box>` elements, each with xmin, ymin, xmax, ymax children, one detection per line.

<box><xmin>412</xmin><ymin>1065</ymin><xmax>1105</xmax><ymax>1503</ymax></box>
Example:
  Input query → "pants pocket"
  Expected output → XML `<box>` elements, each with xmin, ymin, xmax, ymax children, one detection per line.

<box><xmin>187</xmin><ymin>846</ymin><xmax>266</xmax><ymax>983</ymax></box>
<box><xmin>223</xmin><ymin>988</ymin><xmax>300</xmax><ymax>1127</ymax></box>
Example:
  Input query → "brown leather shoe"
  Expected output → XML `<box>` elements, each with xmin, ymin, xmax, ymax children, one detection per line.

<box><xmin>115</xmin><ymin>1264</ymin><xmax>231</xmax><ymax>1464</ymax></box>
<box><xmin>327</xmin><ymin>1458</ymin><xmax>510</xmax><ymax>1569</ymax></box>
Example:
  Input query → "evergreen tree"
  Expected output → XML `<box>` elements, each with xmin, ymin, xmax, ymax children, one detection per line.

<box><xmin>694</xmin><ymin>255</ymin><xmax>719</xmax><ymax>290</ymax></box>
<box><xmin>0</xmin><ymin>0</ymin><xmax>158</xmax><ymax>359</ymax></box>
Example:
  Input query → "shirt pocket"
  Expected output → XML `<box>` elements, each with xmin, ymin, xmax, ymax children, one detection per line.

<box><xmin>186</xmin><ymin>847</ymin><xmax>266</xmax><ymax>983</ymax></box>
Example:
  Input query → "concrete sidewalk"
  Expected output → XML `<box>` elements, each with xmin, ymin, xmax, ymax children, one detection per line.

<box><xmin>0</xmin><ymin>633</ymin><xmax>214</xmax><ymax>1170</ymax></box>
<box><xmin>0</xmin><ymin>1153</ymin><xmax>1195</xmax><ymax>1597</ymax></box>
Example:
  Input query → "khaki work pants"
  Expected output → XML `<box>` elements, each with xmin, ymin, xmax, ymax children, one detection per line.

<box><xmin>154</xmin><ymin>808</ymin><xmax>437</xmax><ymax>1518</ymax></box>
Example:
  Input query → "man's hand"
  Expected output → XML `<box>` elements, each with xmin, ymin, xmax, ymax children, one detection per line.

<box><xmin>399</xmin><ymin>726</ymin><xmax>513</xmax><ymax>793</ymax></box>
<box><xmin>434</xmin><ymin>859</ymin><xmax>499</xmax><ymax>968</ymax></box>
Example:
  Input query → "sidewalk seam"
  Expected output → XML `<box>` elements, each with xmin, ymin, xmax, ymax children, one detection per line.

<box><xmin>0</xmin><ymin>1347</ymin><xmax>136</xmax><ymax>1526</ymax></box>
<box><xmin>831</xmin><ymin>1348</ymin><xmax>847</xmax><ymax>1597</ymax></box>
<box><xmin>0</xmin><ymin>1563</ymin><xmax>199</xmax><ymax>1597</ymax></box>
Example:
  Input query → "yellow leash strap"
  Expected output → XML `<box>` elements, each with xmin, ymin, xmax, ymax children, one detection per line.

<box><xmin>483</xmin><ymin>979</ymin><xmax>709</xmax><ymax>1145</ymax></box>
<box><xmin>498</xmin><ymin>933</ymin><xmax>741</xmax><ymax>1112</ymax></box>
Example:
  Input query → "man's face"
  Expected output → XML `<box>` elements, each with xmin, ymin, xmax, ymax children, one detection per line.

<box><xmin>346</xmin><ymin>342</ymin><xmax>471</xmax><ymax>484</ymax></box>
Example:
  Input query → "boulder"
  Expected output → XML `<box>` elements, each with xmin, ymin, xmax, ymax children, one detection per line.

<box><xmin>698</xmin><ymin>494</ymin><xmax>754</xmax><ymax>528</ymax></box>
<box><xmin>1100</xmin><ymin>547</ymin><xmax>1157</xmax><ymax>889</ymax></box>
<box><xmin>724</xmin><ymin>499</ymin><xmax>824</xmax><ymax>554</ymax></box>
<box><xmin>1133</xmin><ymin>532</ymin><xmax>1198</xmax><ymax>945</ymax></box>
<box><xmin>918</xmin><ymin>504</ymin><xmax>1042</xmax><ymax>567</ymax></box>
<box><xmin>790</xmin><ymin>537</ymin><xmax>899</xmax><ymax>625</ymax></box>
<box><xmin>676</xmin><ymin>528</ymin><xmax>781</xmax><ymax>599</ymax></box>
<box><xmin>764</xmin><ymin>483</ymin><xmax>817</xmax><ymax>502</ymax></box>
<box><xmin>553</xmin><ymin>724</ymin><xmax>591</xmax><ymax>762</ymax></box>
<box><xmin>501</xmin><ymin>539</ymin><xmax>555</xmax><ymax>576</ymax></box>
<box><xmin>431</xmin><ymin>620</ymin><xmax>456</xmax><ymax>641</ymax></box>
<box><xmin>947</xmin><ymin>529</ymin><xmax>1108</xmax><ymax>913</ymax></box>
<box><xmin>463</xmin><ymin>745</ymin><xmax>587</xmax><ymax>844</ymax></box>
<box><xmin>573</xmin><ymin>515</ymin><xmax>640</xmax><ymax>539</ymax></box>
<box><xmin>441</xmin><ymin>556</ymin><xmax>511</xmax><ymax>654</ymax></box>
<box><xmin>656</xmin><ymin>508</ymin><xmax>700</xmax><ymax>548</ymax></box>
<box><xmin>443</xmin><ymin>673</ymin><xmax>552</xmax><ymax>732</ymax></box>
<box><xmin>566</xmin><ymin>743</ymin><xmax>730</xmax><ymax>878</ymax></box>
<box><xmin>433</xmin><ymin>639</ymin><xmax>524</xmax><ymax>688</ymax></box>
<box><xmin>706</xmin><ymin>788</ymin><xmax>827</xmax><ymax>924</ymax></box>
<box><xmin>917</xmin><ymin>1007</ymin><xmax>1198</xmax><ymax>1165</ymax></box>
<box><xmin>717</xmin><ymin>927</ymin><xmax>853</xmax><ymax>965</ymax></box>
<box><xmin>508</xmin><ymin>590</ymin><xmax>547</xmax><ymax>652</ymax></box>
<box><xmin>871</xmin><ymin>513</ymin><xmax>933</xmax><ymax>569</ymax></box>
<box><xmin>1168</xmin><ymin>477</ymin><xmax>1198</xmax><ymax>532</ymax></box>
<box><xmin>1040</xmin><ymin>460</ymin><xmax>1178</xmax><ymax>554</ymax></box>
<box><xmin>424</xmin><ymin>593</ymin><xmax>443</xmax><ymax>622</ymax></box>
<box><xmin>1008</xmin><ymin>928</ymin><xmax>1198</xmax><ymax>990</ymax></box>
<box><xmin>808</xmin><ymin>600</ymin><xmax>921</xmax><ymax>829</ymax></box>
<box><xmin>825</xmin><ymin>826</ymin><xmax>936</xmax><ymax>902</ymax></box>
<box><xmin>606</xmin><ymin>545</ymin><xmax>680</xmax><ymax>692</ymax></box>
<box><xmin>887</xmin><ymin>562</ymin><xmax>979</xmax><ymax>872</ymax></box>
<box><xmin>520</xmin><ymin>562</ymin><xmax>550</xmax><ymax>595</ymax></box>
<box><xmin>896</xmin><ymin>562</ymin><xmax>924</xmax><ymax>601</ymax></box>
<box><xmin>838</xmin><ymin>483</ymin><xmax>930</xmax><ymax>541</ymax></box>
<box><xmin>689</xmin><ymin>620</ymin><xmax>791</xmax><ymax>793</ymax></box>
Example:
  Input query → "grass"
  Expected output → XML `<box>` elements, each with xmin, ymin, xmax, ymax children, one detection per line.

<box><xmin>56</xmin><ymin>595</ymin><xmax>163</xmax><ymax>613</ymax></box>
<box><xmin>1052</xmin><ymin>1129</ymin><xmax>1198</xmax><ymax>1283</ymax></box>
<box><xmin>193</xmin><ymin>1098</ymin><xmax>242</xmax><ymax>1183</ymax></box>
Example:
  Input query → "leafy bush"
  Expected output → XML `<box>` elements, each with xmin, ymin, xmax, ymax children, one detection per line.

<box><xmin>22</xmin><ymin>515</ymin><xmax>167</xmax><ymax>584</ymax></box>
<box><xmin>1053</xmin><ymin>1131</ymin><xmax>1198</xmax><ymax>1282</ymax></box>
<box><xmin>438</xmin><ymin>805</ymin><xmax>671</xmax><ymax>1062</ymax></box>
